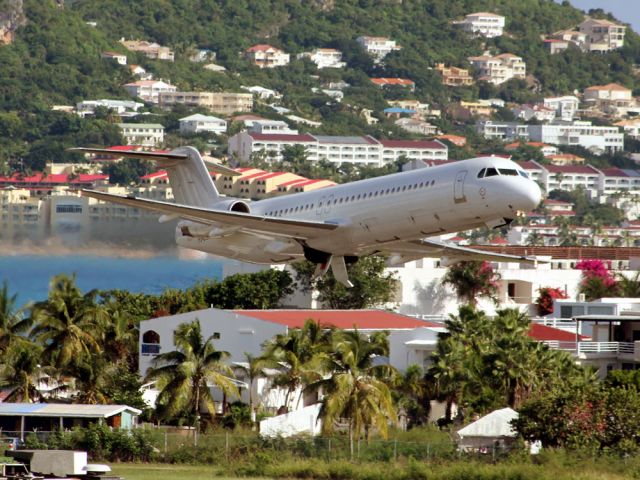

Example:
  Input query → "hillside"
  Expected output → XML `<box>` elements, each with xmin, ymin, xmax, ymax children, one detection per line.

<box><xmin>0</xmin><ymin>0</ymin><xmax>639</xmax><ymax>172</ymax></box>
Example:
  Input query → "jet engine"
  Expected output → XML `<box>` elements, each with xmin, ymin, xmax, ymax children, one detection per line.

<box><xmin>213</xmin><ymin>199</ymin><xmax>251</xmax><ymax>214</ymax></box>
<box><xmin>177</xmin><ymin>199</ymin><xmax>250</xmax><ymax>239</ymax></box>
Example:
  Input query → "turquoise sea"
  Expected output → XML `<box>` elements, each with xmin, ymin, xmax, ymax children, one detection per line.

<box><xmin>0</xmin><ymin>254</ymin><xmax>224</xmax><ymax>306</ymax></box>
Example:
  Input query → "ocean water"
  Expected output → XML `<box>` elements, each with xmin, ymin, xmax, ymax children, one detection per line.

<box><xmin>0</xmin><ymin>254</ymin><xmax>224</xmax><ymax>306</ymax></box>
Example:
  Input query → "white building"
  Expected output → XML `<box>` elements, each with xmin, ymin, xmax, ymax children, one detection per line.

<box><xmin>101</xmin><ymin>51</ymin><xmax>127</xmax><ymax>65</ymax></box>
<box><xmin>394</xmin><ymin>118</ymin><xmax>439</xmax><ymax>136</ymax></box>
<box><xmin>615</xmin><ymin>118</ymin><xmax>640</xmax><ymax>139</ymax></box>
<box><xmin>117</xmin><ymin>123</ymin><xmax>164</xmax><ymax>147</ymax></box>
<box><xmin>122</xmin><ymin>80</ymin><xmax>177</xmax><ymax>103</ymax></box>
<box><xmin>76</xmin><ymin>99</ymin><xmax>144</xmax><ymax>118</ymax></box>
<box><xmin>244</xmin><ymin>44</ymin><xmax>290</xmax><ymax>68</ymax></box>
<box><xmin>543</xmin><ymin>96</ymin><xmax>580</xmax><ymax>121</ymax></box>
<box><xmin>139</xmin><ymin>308</ymin><xmax>433</xmax><ymax>409</ymax></box>
<box><xmin>528</xmin><ymin>121</ymin><xmax>624</xmax><ymax>155</ymax></box>
<box><xmin>250</xmin><ymin>120</ymin><xmax>297</xmax><ymax>135</ymax></box>
<box><xmin>578</xmin><ymin>18</ymin><xmax>625</xmax><ymax>52</ymax></box>
<box><xmin>457</xmin><ymin>12</ymin><xmax>505</xmax><ymax>38</ymax></box>
<box><xmin>178</xmin><ymin>114</ymin><xmax>227</xmax><ymax>135</ymax></box>
<box><xmin>228</xmin><ymin>132</ymin><xmax>448</xmax><ymax>166</ymax></box>
<box><xmin>511</xmin><ymin>104</ymin><xmax>556</xmax><ymax>123</ymax></box>
<box><xmin>476</xmin><ymin>120</ymin><xmax>529</xmax><ymax>142</ymax></box>
<box><xmin>468</xmin><ymin>53</ymin><xmax>525</xmax><ymax>85</ymax></box>
<box><xmin>241</xmin><ymin>85</ymin><xmax>282</xmax><ymax>100</ymax></box>
<box><xmin>298</xmin><ymin>48</ymin><xmax>346</xmax><ymax>69</ymax></box>
<box><xmin>355</xmin><ymin>36</ymin><xmax>401</xmax><ymax>62</ymax></box>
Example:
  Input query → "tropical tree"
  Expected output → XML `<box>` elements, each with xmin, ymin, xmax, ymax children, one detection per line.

<box><xmin>262</xmin><ymin>319</ymin><xmax>333</xmax><ymax>410</ymax></box>
<box><xmin>30</xmin><ymin>274</ymin><xmax>108</xmax><ymax>370</ymax></box>
<box><xmin>292</xmin><ymin>256</ymin><xmax>398</xmax><ymax>309</ymax></box>
<box><xmin>442</xmin><ymin>261</ymin><xmax>500</xmax><ymax>307</ymax></box>
<box><xmin>393</xmin><ymin>364</ymin><xmax>431</xmax><ymax>428</ymax></box>
<box><xmin>616</xmin><ymin>272</ymin><xmax>640</xmax><ymax>298</ymax></box>
<box><xmin>0</xmin><ymin>343</ymin><xmax>49</xmax><ymax>402</ymax></box>
<box><xmin>145</xmin><ymin>319</ymin><xmax>238</xmax><ymax>427</ymax></box>
<box><xmin>308</xmin><ymin>329</ymin><xmax>397</xmax><ymax>457</ymax></box>
<box><xmin>0</xmin><ymin>281</ymin><xmax>31</xmax><ymax>352</ymax></box>
<box><xmin>235</xmin><ymin>353</ymin><xmax>273</xmax><ymax>415</ymax></box>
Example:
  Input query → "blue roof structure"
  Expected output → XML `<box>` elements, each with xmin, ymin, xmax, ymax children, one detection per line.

<box><xmin>384</xmin><ymin>107</ymin><xmax>416</xmax><ymax>114</ymax></box>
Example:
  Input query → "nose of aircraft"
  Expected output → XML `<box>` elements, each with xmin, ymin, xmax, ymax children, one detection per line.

<box><xmin>520</xmin><ymin>179</ymin><xmax>542</xmax><ymax>211</ymax></box>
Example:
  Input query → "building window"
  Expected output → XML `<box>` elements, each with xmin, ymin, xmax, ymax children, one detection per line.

<box><xmin>56</xmin><ymin>205</ymin><xmax>82</xmax><ymax>214</ymax></box>
<box><xmin>142</xmin><ymin>330</ymin><xmax>161</xmax><ymax>355</ymax></box>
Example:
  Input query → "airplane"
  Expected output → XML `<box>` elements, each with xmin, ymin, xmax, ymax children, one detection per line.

<box><xmin>72</xmin><ymin>146</ymin><xmax>542</xmax><ymax>287</ymax></box>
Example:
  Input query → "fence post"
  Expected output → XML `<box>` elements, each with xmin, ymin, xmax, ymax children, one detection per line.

<box><xmin>328</xmin><ymin>438</ymin><xmax>331</xmax><ymax>460</ymax></box>
<box><xmin>393</xmin><ymin>439</ymin><xmax>397</xmax><ymax>462</ymax></box>
<box><xmin>357</xmin><ymin>438</ymin><xmax>360</xmax><ymax>459</ymax></box>
<box><xmin>426</xmin><ymin>442</ymin><xmax>430</xmax><ymax>460</ymax></box>
<box><xmin>225</xmin><ymin>431</ymin><xmax>229</xmax><ymax>463</ymax></box>
<box><xmin>164</xmin><ymin>431</ymin><xmax>167</xmax><ymax>456</ymax></box>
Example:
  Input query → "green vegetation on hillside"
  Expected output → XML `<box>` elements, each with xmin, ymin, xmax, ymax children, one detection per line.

<box><xmin>0</xmin><ymin>0</ymin><xmax>638</xmax><ymax>174</ymax></box>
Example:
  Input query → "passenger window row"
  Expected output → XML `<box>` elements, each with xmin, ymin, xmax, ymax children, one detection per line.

<box><xmin>266</xmin><ymin>178</ymin><xmax>436</xmax><ymax>217</ymax></box>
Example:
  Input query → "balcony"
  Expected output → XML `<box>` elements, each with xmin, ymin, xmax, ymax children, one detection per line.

<box><xmin>544</xmin><ymin>341</ymin><xmax>635</xmax><ymax>356</ymax></box>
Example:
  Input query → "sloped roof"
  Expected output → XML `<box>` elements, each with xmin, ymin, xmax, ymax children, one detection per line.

<box><xmin>234</xmin><ymin>310</ymin><xmax>440</xmax><ymax>330</ymax></box>
<box><xmin>0</xmin><ymin>403</ymin><xmax>141</xmax><ymax>417</ymax></box>
<box><xmin>528</xmin><ymin>324</ymin><xmax>585</xmax><ymax>342</ymax></box>
<box><xmin>379</xmin><ymin>139</ymin><xmax>446</xmax><ymax>149</ymax></box>
<box><xmin>249</xmin><ymin>133</ymin><xmax>316</xmax><ymax>142</ymax></box>
<box><xmin>457</xmin><ymin>408</ymin><xmax>518</xmax><ymax>438</ymax></box>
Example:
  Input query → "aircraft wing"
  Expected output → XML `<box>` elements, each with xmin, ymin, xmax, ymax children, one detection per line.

<box><xmin>81</xmin><ymin>189</ymin><xmax>338</xmax><ymax>239</ymax></box>
<box><xmin>386</xmin><ymin>239</ymin><xmax>543</xmax><ymax>265</ymax></box>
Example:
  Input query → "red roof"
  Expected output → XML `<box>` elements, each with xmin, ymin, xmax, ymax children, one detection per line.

<box><xmin>141</xmin><ymin>170</ymin><xmax>168</xmax><ymax>180</ymax></box>
<box><xmin>370</xmin><ymin>78</ymin><xmax>415</xmax><ymax>87</ymax></box>
<box><xmin>255</xmin><ymin>172</ymin><xmax>291</xmax><ymax>181</ymax></box>
<box><xmin>293</xmin><ymin>179</ymin><xmax>335</xmax><ymax>187</ymax></box>
<box><xmin>246</xmin><ymin>44</ymin><xmax>281</xmax><ymax>53</ymax></box>
<box><xmin>516</xmin><ymin>161</ymin><xmax>542</xmax><ymax>170</ymax></box>
<box><xmin>528</xmin><ymin>324</ymin><xmax>586</xmax><ymax>342</ymax></box>
<box><xmin>546</xmin><ymin>165</ymin><xmax>600</xmax><ymax>174</ymax></box>
<box><xmin>249</xmin><ymin>133</ymin><xmax>316</xmax><ymax>142</ymax></box>
<box><xmin>234</xmin><ymin>309</ymin><xmax>440</xmax><ymax>330</ymax></box>
<box><xmin>601</xmin><ymin>168</ymin><xmax>629</xmax><ymax>177</ymax></box>
<box><xmin>379</xmin><ymin>139</ymin><xmax>446</xmax><ymax>149</ymax></box>
<box><xmin>544</xmin><ymin>199</ymin><xmax>572</xmax><ymax>206</ymax></box>
<box><xmin>278</xmin><ymin>178</ymin><xmax>309</xmax><ymax>188</ymax></box>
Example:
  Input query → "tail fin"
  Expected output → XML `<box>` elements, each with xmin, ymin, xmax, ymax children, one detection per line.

<box><xmin>159</xmin><ymin>146</ymin><xmax>219</xmax><ymax>207</ymax></box>
<box><xmin>70</xmin><ymin>146</ymin><xmax>240</xmax><ymax>208</ymax></box>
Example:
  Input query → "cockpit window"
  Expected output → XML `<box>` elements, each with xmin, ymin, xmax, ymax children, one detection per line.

<box><xmin>477</xmin><ymin>168</ymin><xmax>486</xmax><ymax>178</ymax></box>
<box><xmin>498</xmin><ymin>168</ymin><xmax>518</xmax><ymax>176</ymax></box>
<box><xmin>518</xmin><ymin>170</ymin><xmax>529</xmax><ymax>178</ymax></box>
<box><xmin>485</xmin><ymin>167</ymin><xmax>498</xmax><ymax>177</ymax></box>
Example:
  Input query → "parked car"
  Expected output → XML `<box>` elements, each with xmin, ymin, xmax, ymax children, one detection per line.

<box><xmin>0</xmin><ymin>437</ymin><xmax>23</xmax><ymax>452</ymax></box>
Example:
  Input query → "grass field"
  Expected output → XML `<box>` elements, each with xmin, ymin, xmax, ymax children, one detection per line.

<box><xmin>110</xmin><ymin>463</ymin><xmax>267</xmax><ymax>480</ymax></box>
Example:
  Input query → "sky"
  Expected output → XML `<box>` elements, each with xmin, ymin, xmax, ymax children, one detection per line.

<box><xmin>559</xmin><ymin>0</ymin><xmax>640</xmax><ymax>32</ymax></box>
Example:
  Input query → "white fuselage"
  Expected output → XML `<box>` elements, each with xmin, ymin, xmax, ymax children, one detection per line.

<box><xmin>176</xmin><ymin>157</ymin><xmax>541</xmax><ymax>263</ymax></box>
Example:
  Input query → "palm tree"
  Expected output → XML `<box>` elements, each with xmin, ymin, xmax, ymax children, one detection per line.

<box><xmin>526</xmin><ymin>230</ymin><xmax>544</xmax><ymax>247</ymax></box>
<box><xmin>262</xmin><ymin>319</ymin><xmax>333</xmax><ymax>410</ymax></box>
<box><xmin>617</xmin><ymin>272</ymin><xmax>640</xmax><ymax>297</ymax></box>
<box><xmin>0</xmin><ymin>343</ymin><xmax>48</xmax><ymax>402</ymax></box>
<box><xmin>308</xmin><ymin>329</ymin><xmax>397</xmax><ymax>458</ymax></box>
<box><xmin>442</xmin><ymin>261</ymin><xmax>500</xmax><ymax>307</ymax></box>
<box><xmin>0</xmin><ymin>281</ymin><xmax>31</xmax><ymax>352</ymax></box>
<box><xmin>235</xmin><ymin>353</ymin><xmax>272</xmax><ymax>416</ymax></box>
<box><xmin>70</xmin><ymin>353</ymin><xmax>111</xmax><ymax>404</ymax></box>
<box><xmin>30</xmin><ymin>274</ymin><xmax>108</xmax><ymax>369</ymax></box>
<box><xmin>145</xmin><ymin>319</ymin><xmax>238</xmax><ymax>427</ymax></box>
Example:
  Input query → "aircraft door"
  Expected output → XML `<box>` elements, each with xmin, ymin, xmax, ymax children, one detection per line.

<box><xmin>454</xmin><ymin>170</ymin><xmax>467</xmax><ymax>204</ymax></box>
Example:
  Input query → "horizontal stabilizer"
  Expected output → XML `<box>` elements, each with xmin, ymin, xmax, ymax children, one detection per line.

<box><xmin>68</xmin><ymin>147</ymin><xmax>241</xmax><ymax>176</ymax></box>
<box><xmin>81</xmin><ymin>189</ymin><xmax>338</xmax><ymax>239</ymax></box>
